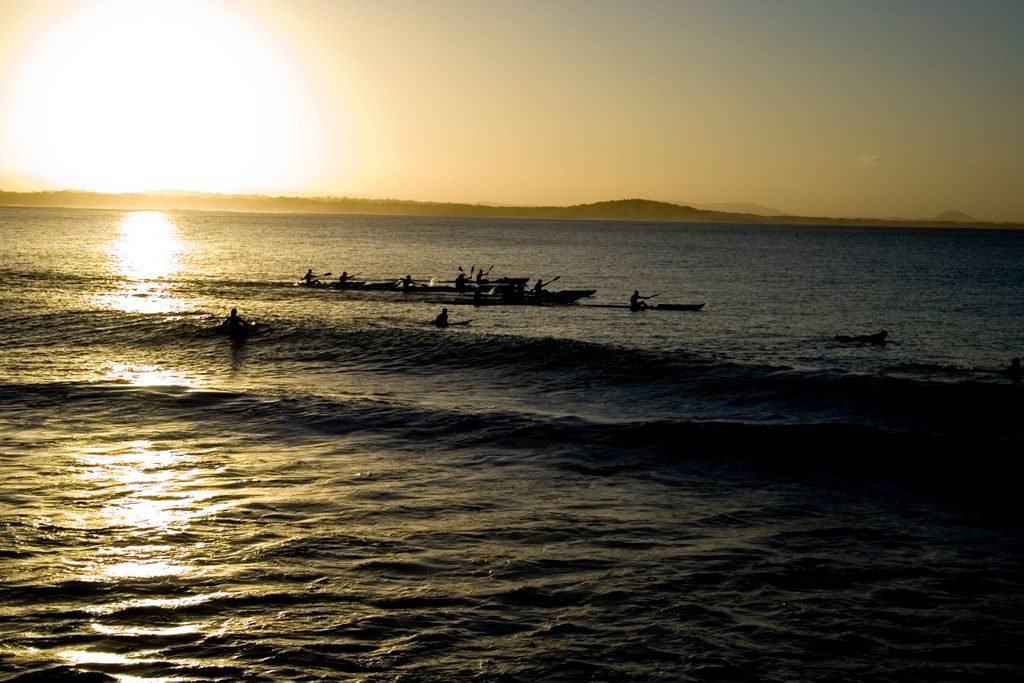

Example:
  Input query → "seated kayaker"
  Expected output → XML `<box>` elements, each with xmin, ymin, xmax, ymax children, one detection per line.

<box><xmin>455</xmin><ymin>272</ymin><xmax>468</xmax><ymax>291</ymax></box>
<box><xmin>434</xmin><ymin>307</ymin><xmax>449</xmax><ymax>327</ymax></box>
<box><xmin>401</xmin><ymin>274</ymin><xmax>413</xmax><ymax>292</ymax></box>
<box><xmin>834</xmin><ymin>329</ymin><xmax>888</xmax><ymax>343</ymax></box>
<box><xmin>338</xmin><ymin>271</ymin><xmax>349</xmax><ymax>285</ymax></box>
<box><xmin>629</xmin><ymin>290</ymin><xmax>649</xmax><ymax>311</ymax></box>
<box><xmin>303</xmin><ymin>269</ymin><xmax>319</xmax><ymax>285</ymax></box>
<box><xmin>532</xmin><ymin>277</ymin><xmax>558</xmax><ymax>298</ymax></box>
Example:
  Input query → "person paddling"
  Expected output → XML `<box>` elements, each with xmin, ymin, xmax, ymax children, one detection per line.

<box><xmin>303</xmin><ymin>269</ymin><xmax>318</xmax><ymax>285</ymax></box>
<box><xmin>401</xmin><ymin>274</ymin><xmax>414</xmax><ymax>292</ymax></box>
<box><xmin>434</xmin><ymin>307</ymin><xmax>449</xmax><ymax>327</ymax></box>
<box><xmin>454</xmin><ymin>272</ymin><xmax>468</xmax><ymax>292</ymax></box>
<box><xmin>629</xmin><ymin>290</ymin><xmax>650</xmax><ymax>311</ymax></box>
<box><xmin>338</xmin><ymin>271</ymin><xmax>349</xmax><ymax>285</ymax></box>
<box><xmin>532</xmin><ymin>277</ymin><xmax>559</xmax><ymax>299</ymax></box>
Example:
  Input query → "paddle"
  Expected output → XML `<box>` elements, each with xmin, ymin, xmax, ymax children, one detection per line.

<box><xmin>543</xmin><ymin>275</ymin><xmax>561</xmax><ymax>288</ymax></box>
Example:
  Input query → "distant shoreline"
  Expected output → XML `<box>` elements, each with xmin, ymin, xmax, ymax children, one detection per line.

<box><xmin>1</xmin><ymin>190</ymin><xmax>1020</xmax><ymax>230</ymax></box>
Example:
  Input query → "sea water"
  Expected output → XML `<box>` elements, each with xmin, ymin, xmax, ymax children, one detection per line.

<box><xmin>1</xmin><ymin>207</ymin><xmax>1022</xmax><ymax>681</ymax></box>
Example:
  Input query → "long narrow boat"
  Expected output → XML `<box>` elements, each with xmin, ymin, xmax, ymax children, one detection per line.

<box><xmin>310</xmin><ymin>279</ymin><xmax>596</xmax><ymax>303</ymax></box>
<box><xmin>540</xmin><ymin>289</ymin><xmax>597</xmax><ymax>304</ymax></box>
<box><xmin>581</xmin><ymin>303</ymin><xmax>705</xmax><ymax>311</ymax></box>
<box><xmin>437</xmin><ymin>292</ymin><xmax>597</xmax><ymax>307</ymax></box>
<box><xmin>358</xmin><ymin>277</ymin><xmax>534</xmax><ymax>293</ymax></box>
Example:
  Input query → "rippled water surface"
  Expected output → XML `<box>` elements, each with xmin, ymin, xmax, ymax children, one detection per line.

<box><xmin>1</xmin><ymin>208</ymin><xmax>1022</xmax><ymax>681</ymax></box>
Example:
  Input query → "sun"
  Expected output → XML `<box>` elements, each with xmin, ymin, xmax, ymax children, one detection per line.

<box><xmin>4</xmin><ymin>0</ymin><xmax>321</xmax><ymax>193</ymax></box>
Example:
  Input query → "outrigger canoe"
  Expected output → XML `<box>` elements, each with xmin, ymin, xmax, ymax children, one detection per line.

<box><xmin>442</xmin><ymin>290</ymin><xmax>597</xmax><ymax>306</ymax></box>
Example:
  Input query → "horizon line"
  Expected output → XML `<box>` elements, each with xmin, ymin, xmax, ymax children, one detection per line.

<box><xmin>0</xmin><ymin>187</ymin><xmax>1019</xmax><ymax>229</ymax></box>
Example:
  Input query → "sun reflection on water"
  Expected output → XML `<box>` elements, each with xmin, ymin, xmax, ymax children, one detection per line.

<box><xmin>98</xmin><ymin>211</ymin><xmax>190</xmax><ymax>313</ymax></box>
<box><xmin>101</xmin><ymin>362</ymin><xmax>197</xmax><ymax>388</ymax></box>
<box><xmin>117</xmin><ymin>212</ymin><xmax>180</xmax><ymax>280</ymax></box>
<box><xmin>54</xmin><ymin>437</ymin><xmax>236</xmax><ymax>675</ymax></box>
<box><xmin>68</xmin><ymin>439</ymin><xmax>233</xmax><ymax>587</ymax></box>
<box><xmin>56</xmin><ymin>649</ymin><xmax>160</xmax><ymax>666</ymax></box>
<box><xmin>91</xmin><ymin>622</ymin><xmax>201</xmax><ymax>637</ymax></box>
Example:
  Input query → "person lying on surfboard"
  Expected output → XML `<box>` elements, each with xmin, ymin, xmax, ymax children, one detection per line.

<box><xmin>432</xmin><ymin>307</ymin><xmax>472</xmax><ymax>327</ymax></box>
<box><xmin>833</xmin><ymin>329</ymin><xmax>888</xmax><ymax>344</ymax></box>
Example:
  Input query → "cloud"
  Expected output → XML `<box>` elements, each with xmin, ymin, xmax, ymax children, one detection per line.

<box><xmin>859</xmin><ymin>153</ymin><xmax>881</xmax><ymax>164</ymax></box>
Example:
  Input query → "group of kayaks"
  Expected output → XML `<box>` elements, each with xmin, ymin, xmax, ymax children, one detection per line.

<box><xmin>219</xmin><ymin>268</ymin><xmax>908</xmax><ymax>352</ymax></box>
<box><xmin>294</xmin><ymin>268</ymin><xmax>706</xmax><ymax>311</ymax></box>
<box><xmin>218</xmin><ymin>267</ymin><xmax>708</xmax><ymax>342</ymax></box>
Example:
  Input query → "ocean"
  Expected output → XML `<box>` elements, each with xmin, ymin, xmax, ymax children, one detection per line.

<box><xmin>1</xmin><ymin>206</ymin><xmax>1022</xmax><ymax>681</ymax></box>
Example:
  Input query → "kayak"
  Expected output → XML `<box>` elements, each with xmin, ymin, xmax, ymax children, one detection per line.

<box><xmin>651</xmin><ymin>303</ymin><xmax>705</xmax><ymax>311</ymax></box>
<box><xmin>539</xmin><ymin>289</ymin><xmax>597</xmax><ymax>303</ymax></box>
<box><xmin>581</xmin><ymin>303</ymin><xmax>705</xmax><ymax>311</ymax></box>
<box><xmin>326</xmin><ymin>282</ymin><xmax>595</xmax><ymax>303</ymax></box>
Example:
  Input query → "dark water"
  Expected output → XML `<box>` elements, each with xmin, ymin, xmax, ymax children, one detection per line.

<box><xmin>1</xmin><ymin>207</ymin><xmax>1023</xmax><ymax>681</ymax></box>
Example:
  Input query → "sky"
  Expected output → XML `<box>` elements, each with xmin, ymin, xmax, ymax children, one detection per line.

<box><xmin>1</xmin><ymin>0</ymin><xmax>1022</xmax><ymax>221</ymax></box>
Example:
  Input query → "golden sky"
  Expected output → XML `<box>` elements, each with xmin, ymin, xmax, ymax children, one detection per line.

<box><xmin>1</xmin><ymin>0</ymin><xmax>1022</xmax><ymax>221</ymax></box>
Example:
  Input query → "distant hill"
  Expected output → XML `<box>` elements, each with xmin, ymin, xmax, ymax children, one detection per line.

<box><xmin>0</xmin><ymin>189</ymin><xmax>1019</xmax><ymax>229</ymax></box>
<box><xmin>680</xmin><ymin>201</ymin><xmax>787</xmax><ymax>217</ymax></box>
<box><xmin>0</xmin><ymin>191</ymin><xmax>757</xmax><ymax>222</ymax></box>
<box><xmin>932</xmin><ymin>210</ymin><xmax>977</xmax><ymax>223</ymax></box>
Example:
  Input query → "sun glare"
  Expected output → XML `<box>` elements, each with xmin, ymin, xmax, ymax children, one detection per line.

<box><xmin>6</xmin><ymin>0</ymin><xmax>319</xmax><ymax>193</ymax></box>
<box><xmin>117</xmin><ymin>211</ymin><xmax>180</xmax><ymax>280</ymax></box>
<box><xmin>96</xmin><ymin>211</ymin><xmax>191</xmax><ymax>313</ymax></box>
